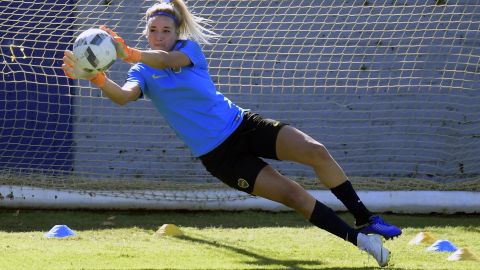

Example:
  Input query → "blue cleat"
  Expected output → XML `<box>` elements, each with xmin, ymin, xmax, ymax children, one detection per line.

<box><xmin>356</xmin><ymin>215</ymin><xmax>402</xmax><ymax>240</ymax></box>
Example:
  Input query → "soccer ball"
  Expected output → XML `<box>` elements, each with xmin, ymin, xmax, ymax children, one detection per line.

<box><xmin>73</xmin><ymin>28</ymin><xmax>117</xmax><ymax>73</ymax></box>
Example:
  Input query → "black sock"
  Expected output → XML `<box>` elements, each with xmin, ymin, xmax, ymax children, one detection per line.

<box><xmin>330</xmin><ymin>180</ymin><xmax>372</xmax><ymax>226</ymax></box>
<box><xmin>309</xmin><ymin>200</ymin><xmax>358</xmax><ymax>245</ymax></box>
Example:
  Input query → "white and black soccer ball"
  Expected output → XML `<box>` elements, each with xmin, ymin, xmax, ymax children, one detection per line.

<box><xmin>73</xmin><ymin>28</ymin><xmax>117</xmax><ymax>73</ymax></box>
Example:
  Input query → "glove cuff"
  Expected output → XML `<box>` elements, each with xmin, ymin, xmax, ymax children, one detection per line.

<box><xmin>90</xmin><ymin>72</ymin><xmax>107</xmax><ymax>88</ymax></box>
<box><xmin>124</xmin><ymin>48</ymin><xmax>142</xmax><ymax>63</ymax></box>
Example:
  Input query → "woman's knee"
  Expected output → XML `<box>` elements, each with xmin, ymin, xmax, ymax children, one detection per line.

<box><xmin>303</xmin><ymin>142</ymin><xmax>333</xmax><ymax>166</ymax></box>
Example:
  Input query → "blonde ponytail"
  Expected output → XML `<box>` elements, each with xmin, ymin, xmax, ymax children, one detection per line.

<box><xmin>144</xmin><ymin>0</ymin><xmax>219</xmax><ymax>44</ymax></box>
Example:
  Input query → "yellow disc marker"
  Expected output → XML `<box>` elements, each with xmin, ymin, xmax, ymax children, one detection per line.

<box><xmin>448</xmin><ymin>248</ymin><xmax>479</xmax><ymax>261</ymax></box>
<box><xmin>155</xmin><ymin>224</ymin><xmax>184</xmax><ymax>237</ymax></box>
<box><xmin>408</xmin><ymin>232</ymin><xmax>436</xmax><ymax>245</ymax></box>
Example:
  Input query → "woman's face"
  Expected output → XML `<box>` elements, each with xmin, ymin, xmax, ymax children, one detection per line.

<box><xmin>146</xmin><ymin>15</ymin><xmax>178</xmax><ymax>51</ymax></box>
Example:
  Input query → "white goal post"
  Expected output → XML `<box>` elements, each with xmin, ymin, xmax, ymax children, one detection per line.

<box><xmin>1</xmin><ymin>0</ymin><xmax>479</xmax><ymax>212</ymax></box>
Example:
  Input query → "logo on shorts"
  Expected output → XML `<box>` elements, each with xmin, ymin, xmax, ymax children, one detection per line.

<box><xmin>237</xmin><ymin>178</ymin><xmax>250</xmax><ymax>189</ymax></box>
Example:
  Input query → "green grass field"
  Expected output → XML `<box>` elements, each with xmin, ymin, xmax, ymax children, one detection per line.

<box><xmin>0</xmin><ymin>210</ymin><xmax>478</xmax><ymax>269</ymax></box>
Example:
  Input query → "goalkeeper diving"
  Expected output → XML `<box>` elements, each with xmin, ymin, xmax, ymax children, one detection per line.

<box><xmin>62</xmin><ymin>0</ymin><xmax>401</xmax><ymax>267</ymax></box>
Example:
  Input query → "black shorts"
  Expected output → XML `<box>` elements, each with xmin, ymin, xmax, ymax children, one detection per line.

<box><xmin>199</xmin><ymin>112</ymin><xmax>287</xmax><ymax>194</ymax></box>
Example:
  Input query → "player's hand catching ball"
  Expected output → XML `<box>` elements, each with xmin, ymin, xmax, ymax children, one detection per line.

<box><xmin>62</xmin><ymin>50</ymin><xmax>106</xmax><ymax>87</ymax></box>
<box><xmin>100</xmin><ymin>25</ymin><xmax>141</xmax><ymax>63</ymax></box>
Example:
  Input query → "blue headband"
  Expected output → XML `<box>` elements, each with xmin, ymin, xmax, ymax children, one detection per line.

<box><xmin>148</xmin><ymin>11</ymin><xmax>180</xmax><ymax>26</ymax></box>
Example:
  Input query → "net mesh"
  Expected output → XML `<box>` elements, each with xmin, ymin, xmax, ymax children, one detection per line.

<box><xmin>1</xmin><ymin>0</ymin><xmax>479</xmax><ymax>201</ymax></box>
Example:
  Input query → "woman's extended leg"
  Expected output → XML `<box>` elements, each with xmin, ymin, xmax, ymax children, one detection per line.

<box><xmin>251</xmin><ymin>164</ymin><xmax>357</xmax><ymax>243</ymax></box>
<box><xmin>251</xmin><ymin>165</ymin><xmax>390</xmax><ymax>267</ymax></box>
<box><xmin>274</xmin><ymin>125</ymin><xmax>401</xmax><ymax>239</ymax></box>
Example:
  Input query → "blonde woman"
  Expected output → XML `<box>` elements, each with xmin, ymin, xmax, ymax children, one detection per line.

<box><xmin>62</xmin><ymin>0</ymin><xmax>400</xmax><ymax>267</ymax></box>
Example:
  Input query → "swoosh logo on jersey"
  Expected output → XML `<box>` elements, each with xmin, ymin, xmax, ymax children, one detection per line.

<box><xmin>152</xmin><ymin>74</ymin><xmax>167</xmax><ymax>79</ymax></box>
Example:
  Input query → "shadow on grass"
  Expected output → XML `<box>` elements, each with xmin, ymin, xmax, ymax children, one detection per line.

<box><xmin>173</xmin><ymin>234</ymin><xmax>409</xmax><ymax>270</ymax></box>
<box><xmin>179</xmin><ymin>234</ymin><xmax>325</xmax><ymax>270</ymax></box>
<box><xmin>0</xmin><ymin>209</ymin><xmax>478</xmax><ymax>233</ymax></box>
<box><xmin>0</xmin><ymin>209</ymin><xmax>308</xmax><ymax>232</ymax></box>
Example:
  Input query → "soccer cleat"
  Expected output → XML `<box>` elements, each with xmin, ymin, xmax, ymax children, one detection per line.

<box><xmin>357</xmin><ymin>233</ymin><xmax>390</xmax><ymax>267</ymax></box>
<box><xmin>356</xmin><ymin>215</ymin><xmax>402</xmax><ymax>240</ymax></box>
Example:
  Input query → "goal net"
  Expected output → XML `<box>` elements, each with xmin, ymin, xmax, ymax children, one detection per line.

<box><xmin>1</xmin><ymin>0</ymin><xmax>479</xmax><ymax>208</ymax></box>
